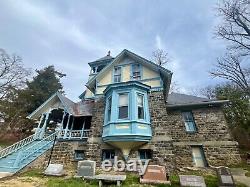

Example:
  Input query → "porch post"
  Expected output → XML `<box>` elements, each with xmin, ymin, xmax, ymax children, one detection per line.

<box><xmin>81</xmin><ymin>118</ymin><xmax>85</xmax><ymax>138</ymax></box>
<box><xmin>58</xmin><ymin>111</ymin><xmax>66</xmax><ymax>139</ymax></box>
<box><xmin>63</xmin><ymin>114</ymin><xmax>71</xmax><ymax>139</ymax></box>
<box><xmin>34</xmin><ymin>114</ymin><xmax>44</xmax><ymax>140</ymax></box>
<box><xmin>39</xmin><ymin>111</ymin><xmax>50</xmax><ymax>139</ymax></box>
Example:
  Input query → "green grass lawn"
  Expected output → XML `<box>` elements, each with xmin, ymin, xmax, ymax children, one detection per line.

<box><xmin>18</xmin><ymin>168</ymin><xmax>248</xmax><ymax>187</ymax></box>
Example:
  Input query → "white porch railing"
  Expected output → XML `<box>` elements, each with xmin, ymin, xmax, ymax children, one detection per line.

<box><xmin>58</xmin><ymin>130</ymin><xmax>90</xmax><ymax>139</ymax></box>
<box><xmin>0</xmin><ymin>134</ymin><xmax>35</xmax><ymax>159</ymax></box>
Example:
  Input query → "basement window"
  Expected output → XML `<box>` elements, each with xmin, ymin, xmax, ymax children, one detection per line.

<box><xmin>191</xmin><ymin>146</ymin><xmax>208</xmax><ymax>167</ymax></box>
<box><xmin>102</xmin><ymin>149</ymin><xmax>115</xmax><ymax>161</ymax></box>
<box><xmin>74</xmin><ymin>150</ymin><xmax>84</xmax><ymax>160</ymax></box>
<box><xmin>139</xmin><ymin>149</ymin><xmax>152</xmax><ymax>160</ymax></box>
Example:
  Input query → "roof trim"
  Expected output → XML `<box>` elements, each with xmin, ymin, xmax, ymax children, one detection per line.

<box><xmin>27</xmin><ymin>91</ymin><xmax>75</xmax><ymax>119</ymax></box>
<box><xmin>166</xmin><ymin>100</ymin><xmax>229</xmax><ymax>109</ymax></box>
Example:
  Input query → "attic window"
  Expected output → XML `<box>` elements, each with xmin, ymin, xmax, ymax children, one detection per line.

<box><xmin>114</xmin><ymin>66</ymin><xmax>121</xmax><ymax>83</ymax></box>
<box><xmin>132</xmin><ymin>64</ymin><xmax>141</xmax><ymax>80</ymax></box>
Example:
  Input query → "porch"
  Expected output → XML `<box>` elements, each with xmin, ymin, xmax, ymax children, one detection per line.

<box><xmin>34</xmin><ymin>108</ymin><xmax>92</xmax><ymax>140</ymax></box>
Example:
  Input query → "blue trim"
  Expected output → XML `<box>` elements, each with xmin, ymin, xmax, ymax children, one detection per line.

<box><xmin>97</xmin><ymin>77</ymin><xmax>161</xmax><ymax>88</ymax></box>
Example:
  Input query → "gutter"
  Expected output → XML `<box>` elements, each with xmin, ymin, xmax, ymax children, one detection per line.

<box><xmin>166</xmin><ymin>100</ymin><xmax>229</xmax><ymax>110</ymax></box>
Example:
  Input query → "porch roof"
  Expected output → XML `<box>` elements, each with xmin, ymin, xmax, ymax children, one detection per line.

<box><xmin>27</xmin><ymin>91</ymin><xmax>93</xmax><ymax>119</ymax></box>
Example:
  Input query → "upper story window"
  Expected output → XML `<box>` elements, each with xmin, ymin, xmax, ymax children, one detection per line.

<box><xmin>107</xmin><ymin>97</ymin><xmax>112</xmax><ymax>122</ymax></box>
<box><xmin>114</xmin><ymin>66</ymin><xmax>121</xmax><ymax>83</ymax></box>
<box><xmin>182</xmin><ymin>111</ymin><xmax>197</xmax><ymax>132</ymax></box>
<box><xmin>137</xmin><ymin>94</ymin><xmax>144</xmax><ymax>119</ymax></box>
<box><xmin>132</xmin><ymin>64</ymin><xmax>141</xmax><ymax>80</ymax></box>
<box><xmin>118</xmin><ymin>93</ymin><xmax>128</xmax><ymax>119</ymax></box>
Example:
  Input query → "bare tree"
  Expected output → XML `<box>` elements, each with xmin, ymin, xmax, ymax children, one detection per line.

<box><xmin>152</xmin><ymin>49</ymin><xmax>171</xmax><ymax>67</ymax></box>
<box><xmin>216</xmin><ymin>0</ymin><xmax>250</xmax><ymax>55</ymax></box>
<box><xmin>0</xmin><ymin>49</ymin><xmax>30</xmax><ymax>100</ymax></box>
<box><xmin>210</xmin><ymin>54</ymin><xmax>250</xmax><ymax>95</ymax></box>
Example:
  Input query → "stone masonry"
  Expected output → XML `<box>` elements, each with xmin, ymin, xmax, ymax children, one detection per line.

<box><xmin>32</xmin><ymin>90</ymin><xmax>241</xmax><ymax>171</ymax></box>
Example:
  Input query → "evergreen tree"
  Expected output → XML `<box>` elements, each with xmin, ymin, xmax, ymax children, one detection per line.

<box><xmin>18</xmin><ymin>65</ymin><xmax>66</xmax><ymax>114</ymax></box>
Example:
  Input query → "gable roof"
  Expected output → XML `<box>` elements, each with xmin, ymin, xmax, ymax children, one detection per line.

<box><xmin>86</xmin><ymin>49</ymin><xmax>173</xmax><ymax>94</ymax></box>
<box><xmin>28</xmin><ymin>91</ymin><xmax>93</xmax><ymax>119</ymax></box>
<box><xmin>167</xmin><ymin>92</ymin><xmax>229</xmax><ymax>109</ymax></box>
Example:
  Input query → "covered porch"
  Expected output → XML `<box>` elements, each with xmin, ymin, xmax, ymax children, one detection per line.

<box><xmin>28</xmin><ymin>92</ymin><xmax>93</xmax><ymax>140</ymax></box>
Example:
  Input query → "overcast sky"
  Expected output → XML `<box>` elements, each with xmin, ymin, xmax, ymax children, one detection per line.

<box><xmin>0</xmin><ymin>0</ymin><xmax>226</xmax><ymax>101</ymax></box>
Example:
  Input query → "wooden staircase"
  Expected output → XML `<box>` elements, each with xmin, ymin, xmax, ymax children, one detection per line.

<box><xmin>0</xmin><ymin>133</ymin><xmax>56</xmax><ymax>174</ymax></box>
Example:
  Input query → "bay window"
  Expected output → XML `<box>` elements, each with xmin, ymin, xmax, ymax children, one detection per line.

<box><xmin>118</xmin><ymin>93</ymin><xmax>128</xmax><ymax>119</ymax></box>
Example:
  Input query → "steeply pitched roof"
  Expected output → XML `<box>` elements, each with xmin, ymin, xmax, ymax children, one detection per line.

<box><xmin>88</xmin><ymin>55</ymin><xmax>114</xmax><ymax>66</ymax></box>
<box><xmin>28</xmin><ymin>92</ymin><xmax>93</xmax><ymax>119</ymax></box>
<box><xmin>167</xmin><ymin>92</ymin><xmax>228</xmax><ymax>109</ymax></box>
<box><xmin>86</xmin><ymin>49</ymin><xmax>172</xmax><ymax>94</ymax></box>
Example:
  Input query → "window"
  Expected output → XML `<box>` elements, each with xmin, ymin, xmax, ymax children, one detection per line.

<box><xmin>139</xmin><ymin>149</ymin><xmax>152</xmax><ymax>160</ymax></box>
<box><xmin>191</xmin><ymin>146</ymin><xmax>207</xmax><ymax>167</ymax></box>
<box><xmin>107</xmin><ymin>97</ymin><xmax>112</xmax><ymax>122</ymax></box>
<box><xmin>137</xmin><ymin>94</ymin><xmax>144</xmax><ymax>119</ymax></box>
<box><xmin>182</xmin><ymin>111</ymin><xmax>197</xmax><ymax>132</ymax></box>
<box><xmin>102</xmin><ymin>149</ymin><xmax>115</xmax><ymax>160</ymax></box>
<box><xmin>132</xmin><ymin>64</ymin><xmax>141</xmax><ymax>80</ymax></box>
<box><xmin>118</xmin><ymin>93</ymin><xmax>128</xmax><ymax>119</ymax></box>
<box><xmin>74</xmin><ymin>150</ymin><xmax>84</xmax><ymax>160</ymax></box>
<box><xmin>114</xmin><ymin>66</ymin><xmax>121</xmax><ymax>83</ymax></box>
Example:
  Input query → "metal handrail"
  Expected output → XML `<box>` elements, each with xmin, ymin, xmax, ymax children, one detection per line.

<box><xmin>0</xmin><ymin>134</ymin><xmax>35</xmax><ymax>159</ymax></box>
<box><xmin>14</xmin><ymin>132</ymin><xmax>57</xmax><ymax>167</ymax></box>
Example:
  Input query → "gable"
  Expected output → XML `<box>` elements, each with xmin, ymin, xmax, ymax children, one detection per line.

<box><xmin>94</xmin><ymin>56</ymin><xmax>162</xmax><ymax>95</ymax></box>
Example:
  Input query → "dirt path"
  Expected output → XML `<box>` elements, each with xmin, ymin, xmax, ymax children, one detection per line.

<box><xmin>0</xmin><ymin>176</ymin><xmax>46</xmax><ymax>187</ymax></box>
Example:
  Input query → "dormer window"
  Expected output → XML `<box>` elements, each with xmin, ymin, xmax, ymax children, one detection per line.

<box><xmin>132</xmin><ymin>64</ymin><xmax>141</xmax><ymax>80</ymax></box>
<box><xmin>114</xmin><ymin>66</ymin><xmax>121</xmax><ymax>83</ymax></box>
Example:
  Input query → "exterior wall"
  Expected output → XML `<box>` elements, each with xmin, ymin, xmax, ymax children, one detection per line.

<box><xmin>35</xmin><ymin>91</ymin><xmax>240</xmax><ymax>172</ymax></box>
<box><xmin>85</xmin><ymin>88</ymin><xmax>94</xmax><ymax>98</ymax></box>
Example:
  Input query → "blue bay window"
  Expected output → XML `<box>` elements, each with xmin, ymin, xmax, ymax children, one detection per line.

<box><xmin>103</xmin><ymin>81</ymin><xmax>152</xmax><ymax>142</ymax></box>
<box><xmin>182</xmin><ymin>111</ymin><xmax>197</xmax><ymax>133</ymax></box>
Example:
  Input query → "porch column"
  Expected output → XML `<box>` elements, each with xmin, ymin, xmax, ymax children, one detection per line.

<box><xmin>81</xmin><ymin>119</ymin><xmax>85</xmax><ymax>138</ymax></box>
<box><xmin>58</xmin><ymin>111</ymin><xmax>66</xmax><ymax>139</ymax></box>
<box><xmin>34</xmin><ymin>114</ymin><xmax>44</xmax><ymax>140</ymax></box>
<box><xmin>63</xmin><ymin>114</ymin><xmax>71</xmax><ymax>139</ymax></box>
<box><xmin>39</xmin><ymin>111</ymin><xmax>50</xmax><ymax>139</ymax></box>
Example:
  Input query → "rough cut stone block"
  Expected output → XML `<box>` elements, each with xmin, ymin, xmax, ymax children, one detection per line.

<box><xmin>44</xmin><ymin>164</ymin><xmax>64</xmax><ymax>176</ymax></box>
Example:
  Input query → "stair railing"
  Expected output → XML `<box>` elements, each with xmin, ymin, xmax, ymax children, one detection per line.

<box><xmin>13</xmin><ymin>132</ymin><xmax>57</xmax><ymax>167</ymax></box>
<box><xmin>0</xmin><ymin>134</ymin><xmax>35</xmax><ymax>159</ymax></box>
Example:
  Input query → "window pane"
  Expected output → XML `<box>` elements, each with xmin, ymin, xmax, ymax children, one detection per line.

<box><xmin>138</xmin><ymin>107</ymin><xmax>144</xmax><ymax>119</ymax></box>
<box><xmin>137</xmin><ymin>95</ymin><xmax>143</xmax><ymax>106</ymax></box>
<box><xmin>107</xmin><ymin>97</ymin><xmax>112</xmax><ymax>121</ymax></box>
<box><xmin>119</xmin><ymin>106</ymin><xmax>128</xmax><ymax>119</ymax></box>
<box><xmin>119</xmin><ymin>94</ymin><xmax>128</xmax><ymax>106</ymax></box>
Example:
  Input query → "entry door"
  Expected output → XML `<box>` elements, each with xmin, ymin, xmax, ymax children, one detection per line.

<box><xmin>191</xmin><ymin>146</ymin><xmax>206</xmax><ymax>167</ymax></box>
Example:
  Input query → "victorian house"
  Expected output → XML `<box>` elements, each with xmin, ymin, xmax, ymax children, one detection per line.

<box><xmin>0</xmin><ymin>49</ymin><xmax>240</xmax><ymax>174</ymax></box>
